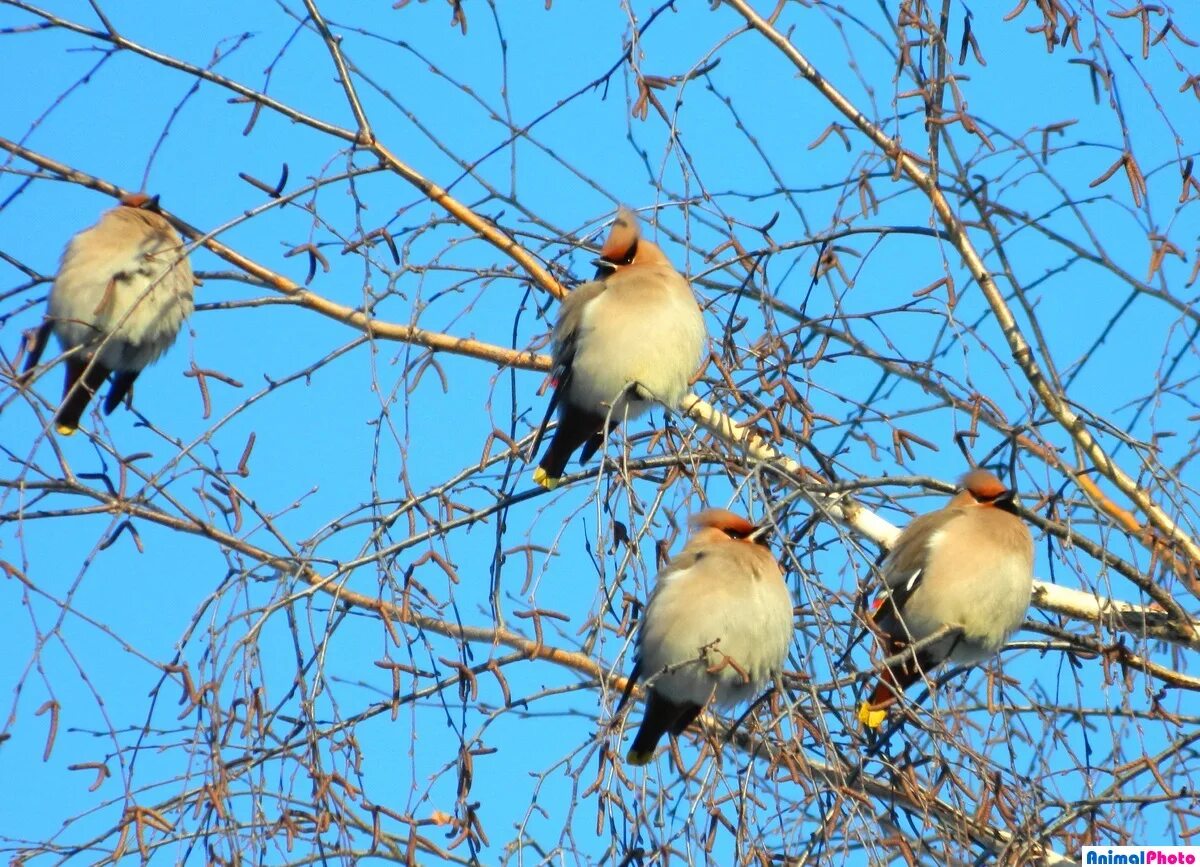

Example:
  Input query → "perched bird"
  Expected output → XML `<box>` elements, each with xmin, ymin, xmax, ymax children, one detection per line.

<box><xmin>857</xmin><ymin>469</ymin><xmax>1034</xmax><ymax>728</ymax></box>
<box><xmin>22</xmin><ymin>193</ymin><xmax>194</xmax><ymax>435</ymax></box>
<box><xmin>530</xmin><ymin>207</ymin><xmax>706</xmax><ymax>489</ymax></box>
<box><xmin>621</xmin><ymin>509</ymin><xmax>794</xmax><ymax>765</ymax></box>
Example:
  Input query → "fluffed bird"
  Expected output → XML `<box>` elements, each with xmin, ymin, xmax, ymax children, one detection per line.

<box><xmin>620</xmin><ymin>509</ymin><xmax>794</xmax><ymax>766</ymax></box>
<box><xmin>857</xmin><ymin>469</ymin><xmax>1034</xmax><ymax>729</ymax></box>
<box><xmin>22</xmin><ymin>193</ymin><xmax>194</xmax><ymax>435</ymax></box>
<box><xmin>530</xmin><ymin>207</ymin><xmax>706</xmax><ymax>489</ymax></box>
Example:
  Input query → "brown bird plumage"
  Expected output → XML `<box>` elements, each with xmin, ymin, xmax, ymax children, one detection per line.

<box><xmin>531</xmin><ymin>208</ymin><xmax>706</xmax><ymax>489</ymax></box>
<box><xmin>22</xmin><ymin>193</ymin><xmax>194</xmax><ymax>435</ymax></box>
<box><xmin>858</xmin><ymin>469</ymin><xmax>1034</xmax><ymax>728</ymax></box>
<box><xmin>621</xmin><ymin>509</ymin><xmax>794</xmax><ymax>765</ymax></box>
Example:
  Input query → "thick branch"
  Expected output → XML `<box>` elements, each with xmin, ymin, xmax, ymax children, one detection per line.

<box><xmin>0</xmin><ymin>136</ymin><xmax>551</xmax><ymax>373</ymax></box>
<box><xmin>723</xmin><ymin>0</ymin><xmax>1200</xmax><ymax>594</ymax></box>
<box><xmin>683</xmin><ymin>394</ymin><xmax>1200</xmax><ymax>650</ymax></box>
<box><xmin>0</xmin><ymin>4</ymin><xmax>564</xmax><ymax>299</ymax></box>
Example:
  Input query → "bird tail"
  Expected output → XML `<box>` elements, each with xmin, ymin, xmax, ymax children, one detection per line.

<box><xmin>54</xmin><ymin>357</ymin><xmax>110</xmax><ymax>435</ymax></box>
<box><xmin>533</xmin><ymin>405</ymin><xmax>607</xmax><ymax>490</ymax></box>
<box><xmin>626</xmin><ymin>691</ymin><xmax>702</xmax><ymax>766</ymax></box>
<box><xmin>857</xmin><ymin>648</ymin><xmax>935</xmax><ymax>729</ymax></box>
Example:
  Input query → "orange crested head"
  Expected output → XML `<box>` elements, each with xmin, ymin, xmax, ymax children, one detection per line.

<box><xmin>689</xmin><ymin>508</ymin><xmax>760</xmax><ymax>542</ymax></box>
<box><xmin>598</xmin><ymin>207</ymin><xmax>641</xmax><ymax>265</ymax></box>
<box><xmin>960</xmin><ymin>469</ymin><xmax>1008</xmax><ymax>501</ymax></box>
<box><xmin>119</xmin><ymin>192</ymin><xmax>160</xmax><ymax>211</ymax></box>
<box><xmin>594</xmin><ymin>207</ymin><xmax>673</xmax><ymax>276</ymax></box>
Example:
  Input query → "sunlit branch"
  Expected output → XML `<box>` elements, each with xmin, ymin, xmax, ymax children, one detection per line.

<box><xmin>724</xmin><ymin>0</ymin><xmax>1200</xmax><ymax>601</ymax></box>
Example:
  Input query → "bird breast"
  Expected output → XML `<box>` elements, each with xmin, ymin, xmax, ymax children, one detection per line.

<box><xmin>49</xmin><ymin>215</ymin><xmax>194</xmax><ymax>372</ymax></box>
<box><xmin>565</xmin><ymin>267</ymin><xmax>705</xmax><ymax>418</ymax></box>
<box><xmin>637</xmin><ymin>548</ymin><xmax>793</xmax><ymax>708</ymax></box>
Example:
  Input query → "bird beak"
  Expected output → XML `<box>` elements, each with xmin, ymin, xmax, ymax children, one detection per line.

<box><xmin>592</xmin><ymin>257</ymin><xmax>616</xmax><ymax>280</ymax></box>
<box><xmin>992</xmin><ymin>488</ymin><xmax>1021</xmax><ymax>515</ymax></box>
<box><xmin>748</xmin><ymin>524</ymin><xmax>772</xmax><ymax>544</ymax></box>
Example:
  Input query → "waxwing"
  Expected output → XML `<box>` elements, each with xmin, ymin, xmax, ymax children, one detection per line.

<box><xmin>858</xmin><ymin>469</ymin><xmax>1034</xmax><ymax>728</ymax></box>
<box><xmin>621</xmin><ymin>509</ymin><xmax>794</xmax><ymax>765</ymax></box>
<box><xmin>22</xmin><ymin>193</ymin><xmax>194</xmax><ymax>435</ymax></box>
<box><xmin>531</xmin><ymin>207</ymin><xmax>706</xmax><ymax>489</ymax></box>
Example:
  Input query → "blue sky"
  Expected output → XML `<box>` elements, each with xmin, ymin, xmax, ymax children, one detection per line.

<box><xmin>2</xmin><ymin>1</ymin><xmax>1199</xmax><ymax>863</ymax></box>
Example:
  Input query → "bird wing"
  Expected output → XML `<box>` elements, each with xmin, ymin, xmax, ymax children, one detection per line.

<box><xmin>528</xmin><ymin>280</ymin><xmax>608</xmax><ymax>461</ymax></box>
<box><xmin>873</xmin><ymin>508</ymin><xmax>965</xmax><ymax>620</ymax></box>
<box><xmin>551</xmin><ymin>280</ymin><xmax>608</xmax><ymax>373</ymax></box>
<box><xmin>634</xmin><ymin>547</ymin><xmax>743</xmax><ymax>667</ymax></box>
<box><xmin>631</xmin><ymin>548</ymin><xmax>706</xmax><ymax>656</ymax></box>
<box><xmin>617</xmin><ymin>548</ymin><xmax>710</xmax><ymax>714</ymax></box>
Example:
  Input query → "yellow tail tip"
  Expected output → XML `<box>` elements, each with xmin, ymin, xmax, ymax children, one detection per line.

<box><xmin>625</xmin><ymin>748</ymin><xmax>653</xmax><ymax>766</ymax></box>
<box><xmin>857</xmin><ymin>702</ymin><xmax>887</xmax><ymax>729</ymax></box>
<box><xmin>55</xmin><ymin>423</ymin><xmax>77</xmax><ymax>436</ymax></box>
<box><xmin>532</xmin><ymin>467</ymin><xmax>560</xmax><ymax>490</ymax></box>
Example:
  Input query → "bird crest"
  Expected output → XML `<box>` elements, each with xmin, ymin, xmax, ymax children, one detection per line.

<box><xmin>689</xmin><ymin>509</ymin><xmax>759</xmax><ymax>541</ymax></box>
<box><xmin>960</xmin><ymin>469</ymin><xmax>1006</xmax><ymax>498</ymax></box>
<box><xmin>597</xmin><ymin>207</ymin><xmax>641</xmax><ymax>268</ymax></box>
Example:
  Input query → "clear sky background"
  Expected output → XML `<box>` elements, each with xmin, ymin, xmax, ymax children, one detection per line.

<box><xmin>2</xmin><ymin>1</ymin><xmax>1199</xmax><ymax>864</ymax></box>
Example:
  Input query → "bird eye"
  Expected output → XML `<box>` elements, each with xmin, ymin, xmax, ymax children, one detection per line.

<box><xmin>974</xmin><ymin>489</ymin><xmax>1015</xmax><ymax>509</ymax></box>
<box><xmin>722</xmin><ymin>526</ymin><xmax>759</xmax><ymax>541</ymax></box>
<box><xmin>621</xmin><ymin>239</ymin><xmax>638</xmax><ymax>265</ymax></box>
